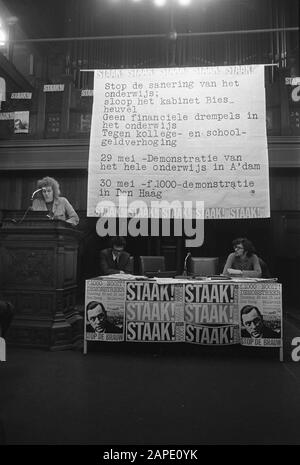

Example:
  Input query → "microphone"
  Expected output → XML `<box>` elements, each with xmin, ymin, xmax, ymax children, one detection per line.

<box><xmin>31</xmin><ymin>188</ymin><xmax>43</xmax><ymax>201</ymax></box>
<box><xmin>182</xmin><ymin>252</ymin><xmax>191</xmax><ymax>276</ymax></box>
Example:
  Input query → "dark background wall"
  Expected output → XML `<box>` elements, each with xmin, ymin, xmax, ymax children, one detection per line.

<box><xmin>0</xmin><ymin>167</ymin><xmax>299</xmax><ymax>306</ymax></box>
<box><xmin>0</xmin><ymin>0</ymin><xmax>299</xmax><ymax>306</ymax></box>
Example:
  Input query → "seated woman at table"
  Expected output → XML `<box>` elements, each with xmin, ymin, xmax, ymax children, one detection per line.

<box><xmin>222</xmin><ymin>237</ymin><xmax>262</xmax><ymax>278</ymax></box>
<box><xmin>31</xmin><ymin>176</ymin><xmax>79</xmax><ymax>226</ymax></box>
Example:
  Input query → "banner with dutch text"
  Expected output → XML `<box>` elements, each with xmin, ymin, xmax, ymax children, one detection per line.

<box><xmin>87</xmin><ymin>65</ymin><xmax>269</xmax><ymax>219</ymax></box>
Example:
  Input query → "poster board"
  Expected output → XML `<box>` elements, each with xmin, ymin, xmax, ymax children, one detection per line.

<box><xmin>87</xmin><ymin>65</ymin><xmax>269</xmax><ymax>219</ymax></box>
<box><xmin>85</xmin><ymin>278</ymin><xmax>282</xmax><ymax>347</ymax></box>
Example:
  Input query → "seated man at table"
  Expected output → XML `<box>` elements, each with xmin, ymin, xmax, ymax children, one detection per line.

<box><xmin>240</xmin><ymin>305</ymin><xmax>280</xmax><ymax>339</ymax></box>
<box><xmin>99</xmin><ymin>236</ymin><xmax>131</xmax><ymax>275</ymax></box>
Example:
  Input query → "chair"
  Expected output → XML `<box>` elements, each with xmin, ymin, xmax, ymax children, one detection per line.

<box><xmin>187</xmin><ymin>257</ymin><xmax>219</xmax><ymax>277</ymax></box>
<box><xmin>139</xmin><ymin>256</ymin><xmax>166</xmax><ymax>276</ymax></box>
<box><xmin>128</xmin><ymin>256</ymin><xmax>134</xmax><ymax>274</ymax></box>
<box><xmin>258</xmin><ymin>257</ymin><xmax>272</xmax><ymax>278</ymax></box>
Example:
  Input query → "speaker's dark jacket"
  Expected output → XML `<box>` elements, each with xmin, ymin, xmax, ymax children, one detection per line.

<box><xmin>99</xmin><ymin>248</ymin><xmax>131</xmax><ymax>275</ymax></box>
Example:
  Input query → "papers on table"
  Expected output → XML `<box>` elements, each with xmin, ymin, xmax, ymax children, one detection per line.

<box><xmin>94</xmin><ymin>274</ymin><xmax>278</xmax><ymax>283</ymax></box>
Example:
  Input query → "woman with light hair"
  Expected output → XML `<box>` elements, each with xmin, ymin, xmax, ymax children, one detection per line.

<box><xmin>32</xmin><ymin>176</ymin><xmax>79</xmax><ymax>226</ymax></box>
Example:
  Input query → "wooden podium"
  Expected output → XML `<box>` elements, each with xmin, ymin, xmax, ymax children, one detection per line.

<box><xmin>0</xmin><ymin>211</ymin><xmax>83</xmax><ymax>350</ymax></box>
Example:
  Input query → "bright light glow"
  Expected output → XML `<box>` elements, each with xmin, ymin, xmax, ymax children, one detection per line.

<box><xmin>0</xmin><ymin>29</ymin><xmax>7</xmax><ymax>46</ymax></box>
<box><xmin>7</xmin><ymin>16</ymin><xmax>18</xmax><ymax>27</ymax></box>
<box><xmin>154</xmin><ymin>0</ymin><xmax>166</xmax><ymax>6</ymax></box>
<box><xmin>130</xmin><ymin>0</ymin><xmax>193</xmax><ymax>6</ymax></box>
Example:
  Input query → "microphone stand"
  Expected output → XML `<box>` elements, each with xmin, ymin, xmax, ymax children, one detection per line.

<box><xmin>182</xmin><ymin>252</ymin><xmax>191</xmax><ymax>277</ymax></box>
<box><xmin>17</xmin><ymin>205</ymin><xmax>33</xmax><ymax>224</ymax></box>
<box><xmin>15</xmin><ymin>189</ymin><xmax>42</xmax><ymax>224</ymax></box>
<box><xmin>5</xmin><ymin>189</ymin><xmax>46</xmax><ymax>225</ymax></box>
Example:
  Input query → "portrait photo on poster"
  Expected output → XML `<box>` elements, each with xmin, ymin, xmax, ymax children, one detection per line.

<box><xmin>85</xmin><ymin>295</ymin><xmax>125</xmax><ymax>342</ymax></box>
<box><xmin>14</xmin><ymin>111</ymin><xmax>29</xmax><ymax>133</ymax></box>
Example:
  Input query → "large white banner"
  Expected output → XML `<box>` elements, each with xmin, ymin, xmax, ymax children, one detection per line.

<box><xmin>87</xmin><ymin>65</ymin><xmax>269</xmax><ymax>219</ymax></box>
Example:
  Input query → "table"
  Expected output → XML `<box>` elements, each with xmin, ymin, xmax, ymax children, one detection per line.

<box><xmin>84</xmin><ymin>277</ymin><xmax>282</xmax><ymax>359</ymax></box>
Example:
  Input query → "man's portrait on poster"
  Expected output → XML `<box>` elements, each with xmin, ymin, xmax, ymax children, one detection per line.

<box><xmin>240</xmin><ymin>305</ymin><xmax>280</xmax><ymax>339</ymax></box>
<box><xmin>86</xmin><ymin>301</ymin><xmax>123</xmax><ymax>334</ymax></box>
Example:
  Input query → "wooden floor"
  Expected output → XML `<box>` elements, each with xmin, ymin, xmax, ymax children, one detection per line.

<box><xmin>1</xmin><ymin>315</ymin><xmax>300</xmax><ymax>446</ymax></box>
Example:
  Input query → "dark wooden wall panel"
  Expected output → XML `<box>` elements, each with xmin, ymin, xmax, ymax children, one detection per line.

<box><xmin>0</xmin><ymin>170</ymin><xmax>88</xmax><ymax>211</ymax></box>
<box><xmin>270</xmin><ymin>168</ymin><xmax>300</xmax><ymax>210</ymax></box>
<box><xmin>1</xmin><ymin>168</ymin><xmax>300</xmax><ymax>214</ymax></box>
